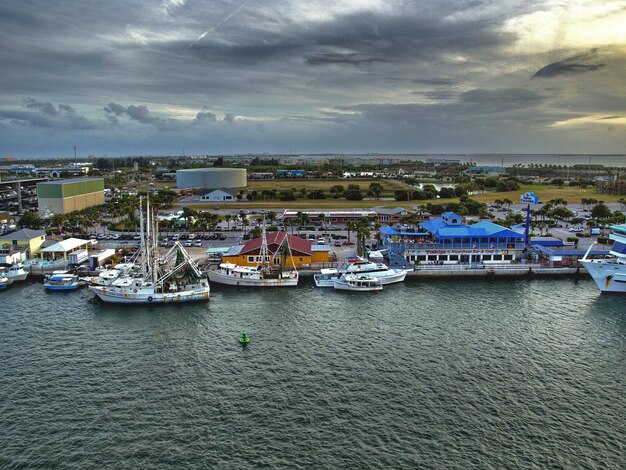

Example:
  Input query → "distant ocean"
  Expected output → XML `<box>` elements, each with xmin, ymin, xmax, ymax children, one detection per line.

<box><xmin>5</xmin><ymin>154</ymin><xmax>626</xmax><ymax>167</ymax></box>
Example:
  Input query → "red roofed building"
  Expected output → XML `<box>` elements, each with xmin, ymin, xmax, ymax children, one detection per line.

<box><xmin>222</xmin><ymin>231</ymin><xmax>331</xmax><ymax>268</ymax></box>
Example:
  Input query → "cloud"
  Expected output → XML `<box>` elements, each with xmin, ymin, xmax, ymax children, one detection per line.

<box><xmin>104</xmin><ymin>103</ymin><xmax>155</xmax><ymax>124</ymax></box>
<box><xmin>1</xmin><ymin>98</ymin><xmax>102</xmax><ymax>130</ymax></box>
<box><xmin>194</xmin><ymin>111</ymin><xmax>217</xmax><ymax>122</ymax></box>
<box><xmin>306</xmin><ymin>53</ymin><xmax>389</xmax><ymax>66</ymax></box>
<box><xmin>24</xmin><ymin>98</ymin><xmax>58</xmax><ymax>116</ymax></box>
<box><xmin>533</xmin><ymin>48</ymin><xmax>607</xmax><ymax>78</ymax></box>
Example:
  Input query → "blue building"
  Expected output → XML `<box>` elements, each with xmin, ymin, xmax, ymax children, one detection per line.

<box><xmin>275</xmin><ymin>169</ymin><xmax>305</xmax><ymax>178</ymax></box>
<box><xmin>382</xmin><ymin>212</ymin><xmax>525</xmax><ymax>266</ymax></box>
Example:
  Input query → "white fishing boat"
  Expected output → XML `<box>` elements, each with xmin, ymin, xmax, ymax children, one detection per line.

<box><xmin>90</xmin><ymin>198</ymin><xmax>210</xmax><ymax>304</ymax></box>
<box><xmin>314</xmin><ymin>257</ymin><xmax>406</xmax><ymax>287</ymax></box>
<box><xmin>44</xmin><ymin>271</ymin><xmax>81</xmax><ymax>291</ymax></box>
<box><xmin>6</xmin><ymin>263</ymin><xmax>29</xmax><ymax>282</ymax></box>
<box><xmin>207</xmin><ymin>223</ymin><xmax>299</xmax><ymax>287</ymax></box>
<box><xmin>334</xmin><ymin>274</ymin><xmax>383</xmax><ymax>292</ymax></box>
<box><xmin>580</xmin><ymin>223</ymin><xmax>626</xmax><ymax>293</ymax></box>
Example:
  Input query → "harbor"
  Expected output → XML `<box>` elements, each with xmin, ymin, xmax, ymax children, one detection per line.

<box><xmin>1</xmin><ymin>275</ymin><xmax>623</xmax><ymax>468</ymax></box>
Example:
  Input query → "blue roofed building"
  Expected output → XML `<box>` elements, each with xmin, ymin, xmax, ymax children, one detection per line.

<box><xmin>382</xmin><ymin>211</ymin><xmax>525</xmax><ymax>266</ymax></box>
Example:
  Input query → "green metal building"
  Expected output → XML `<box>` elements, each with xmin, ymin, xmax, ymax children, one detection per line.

<box><xmin>37</xmin><ymin>178</ymin><xmax>105</xmax><ymax>214</ymax></box>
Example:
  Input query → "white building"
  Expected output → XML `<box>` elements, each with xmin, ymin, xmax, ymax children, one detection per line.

<box><xmin>200</xmin><ymin>189</ymin><xmax>238</xmax><ymax>202</ymax></box>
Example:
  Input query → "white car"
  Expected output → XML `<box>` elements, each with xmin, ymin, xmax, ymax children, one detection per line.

<box><xmin>570</xmin><ymin>226</ymin><xmax>583</xmax><ymax>233</ymax></box>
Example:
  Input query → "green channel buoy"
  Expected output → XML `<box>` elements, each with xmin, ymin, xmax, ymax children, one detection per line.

<box><xmin>239</xmin><ymin>330</ymin><xmax>250</xmax><ymax>344</ymax></box>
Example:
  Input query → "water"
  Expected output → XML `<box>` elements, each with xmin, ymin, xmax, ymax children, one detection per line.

<box><xmin>1</xmin><ymin>278</ymin><xmax>624</xmax><ymax>468</ymax></box>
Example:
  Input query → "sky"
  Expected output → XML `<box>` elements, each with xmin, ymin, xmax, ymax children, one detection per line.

<box><xmin>1</xmin><ymin>0</ymin><xmax>625</xmax><ymax>157</ymax></box>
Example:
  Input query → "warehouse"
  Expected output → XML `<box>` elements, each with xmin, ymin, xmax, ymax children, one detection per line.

<box><xmin>37</xmin><ymin>178</ymin><xmax>105</xmax><ymax>214</ymax></box>
<box><xmin>176</xmin><ymin>168</ymin><xmax>246</xmax><ymax>189</ymax></box>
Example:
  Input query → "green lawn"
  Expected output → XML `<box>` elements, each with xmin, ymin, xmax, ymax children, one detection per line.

<box><xmin>171</xmin><ymin>180</ymin><xmax>622</xmax><ymax>210</ymax></box>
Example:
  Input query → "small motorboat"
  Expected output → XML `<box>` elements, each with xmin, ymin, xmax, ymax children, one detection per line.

<box><xmin>239</xmin><ymin>330</ymin><xmax>250</xmax><ymax>344</ymax></box>
<box><xmin>0</xmin><ymin>271</ymin><xmax>11</xmax><ymax>290</ymax></box>
<box><xmin>333</xmin><ymin>274</ymin><xmax>383</xmax><ymax>292</ymax></box>
<box><xmin>44</xmin><ymin>271</ymin><xmax>82</xmax><ymax>291</ymax></box>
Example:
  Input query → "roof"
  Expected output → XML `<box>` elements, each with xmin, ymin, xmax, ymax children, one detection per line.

<box><xmin>38</xmin><ymin>177</ymin><xmax>102</xmax><ymax>185</ymax></box>
<box><xmin>202</xmin><ymin>188</ymin><xmax>238</xmax><ymax>196</ymax></box>
<box><xmin>531</xmin><ymin>237</ymin><xmax>565</xmax><ymax>247</ymax></box>
<box><xmin>237</xmin><ymin>232</ymin><xmax>312</xmax><ymax>256</ymax></box>
<box><xmin>376</xmin><ymin>207</ymin><xmax>409</xmax><ymax>216</ymax></box>
<box><xmin>423</xmin><ymin>219</ymin><xmax>523</xmax><ymax>239</ymax></box>
<box><xmin>39</xmin><ymin>237</ymin><xmax>89</xmax><ymax>253</ymax></box>
<box><xmin>0</xmin><ymin>228</ymin><xmax>46</xmax><ymax>240</ymax></box>
<box><xmin>205</xmin><ymin>246</ymin><xmax>231</xmax><ymax>254</ymax></box>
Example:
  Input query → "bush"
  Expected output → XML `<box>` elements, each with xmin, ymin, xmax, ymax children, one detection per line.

<box><xmin>597</xmin><ymin>236</ymin><xmax>610</xmax><ymax>245</ymax></box>
<box><xmin>566</xmin><ymin>237</ymin><xmax>580</xmax><ymax>244</ymax></box>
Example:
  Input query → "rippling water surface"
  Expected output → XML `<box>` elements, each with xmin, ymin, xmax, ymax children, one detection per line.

<box><xmin>0</xmin><ymin>278</ymin><xmax>624</xmax><ymax>468</ymax></box>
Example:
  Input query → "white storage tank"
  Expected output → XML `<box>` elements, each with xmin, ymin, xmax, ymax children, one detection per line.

<box><xmin>175</xmin><ymin>168</ymin><xmax>247</xmax><ymax>189</ymax></box>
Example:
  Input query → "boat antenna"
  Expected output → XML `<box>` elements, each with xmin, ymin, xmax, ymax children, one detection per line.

<box><xmin>139</xmin><ymin>196</ymin><xmax>146</xmax><ymax>278</ymax></box>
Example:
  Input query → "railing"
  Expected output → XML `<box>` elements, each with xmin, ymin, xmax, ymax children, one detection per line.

<box><xmin>412</xmin><ymin>263</ymin><xmax>541</xmax><ymax>272</ymax></box>
<box><xmin>388</xmin><ymin>241</ymin><xmax>525</xmax><ymax>251</ymax></box>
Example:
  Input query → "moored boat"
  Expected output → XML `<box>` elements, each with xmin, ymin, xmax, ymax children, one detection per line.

<box><xmin>89</xmin><ymin>198</ymin><xmax>210</xmax><ymax>304</ymax></box>
<box><xmin>333</xmin><ymin>274</ymin><xmax>383</xmax><ymax>292</ymax></box>
<box><xmin>315</xmin><ymin>257</ymin><xmax>406</xmax><ymax>287</ymax></box>
<box><xmin>6</xmin><ymin>263</ymin><xmax>29</xmax><ymax>283</ymax></box>
<box><xmin>580</xmin><ymin>223</ymin><xmax>626</xmax><ymax>293</ymax></box>
<box><xmin>44</xmin><ymin>271</ymin><xmax>81</xmax><ymax>291</ymax></box>
<box><xmin>207</xmin><ymin>222</ymin><xmax>299</xmax><ymax>287</ymax></box>
<box><xmin>0</xmin><ymin>270</ymin><xmax>11</xmax><ymax>290</ymax></box>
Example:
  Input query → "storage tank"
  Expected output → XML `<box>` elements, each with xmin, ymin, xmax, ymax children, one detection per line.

<box><xmin>175</xmin><ymin>168</ymin><xmax>247</xmax><ymax>189</ymax></box>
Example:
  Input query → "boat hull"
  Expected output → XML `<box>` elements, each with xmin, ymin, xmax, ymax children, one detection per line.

<box><xmin>581</xmin><ymin>260</ymin><xmax>626</xmax><ymax>293</ymax></box>
<box><xmin>7</xmin><ymin>272</ymin><xmax>28</xmax><ymax>282</ymax></box>
<box><xmin>90</xmin><ymin>286</ymin><xmax>211</xmax><ymax>304</ymax></box>
<box><xmin>207</xmin><ymin>271</ymin><xmax>298</xmax><ymax>287</ymax></box>
<box><xmin>44</xmin><ymin>283</ymin><xmax>81</xmax><ymax>291</ymax></box>
<box><xmin>334</xmin><ymin>283</ymin><xmax>382</xmax><ymax>292</ymax></box>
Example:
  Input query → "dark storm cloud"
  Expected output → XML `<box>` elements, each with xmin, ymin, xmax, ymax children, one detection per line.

<box><xmin>305</xmin><ymin>53</ymin><xmax>389</xmax><ymax>66</ymax></box>
<box><xmin>533</xmin><ymin>48</ymin><xmax>607</xmax><ymax>78</ymax></box>
<box><xmin>0</xmin><ymin>1</ymin><xmax>624</xmax><ymax>155</ymax></box>
<box><xmin>0</xmin><ymin>98</ymin><xmax>103</xmax><ymax>130</ymax></box>
<box><xmin>412</xmin><ymin>78</ymin><xmax>457</xmax><ymax>86</ymax></box>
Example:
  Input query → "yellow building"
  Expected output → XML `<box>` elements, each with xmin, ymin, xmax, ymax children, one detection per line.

<box><xmin>0</xmin><ymin>228</ymin><xmax>47</xmax><ymax>256</ymax></box>
<box><xmin>222</xmin><ymin>232</ymin><xmax>331</xmax><ymax>268</ymax></box>
<box><xmin>37</xmin><ymin>177</ymin><xmax>105</xmax><ymax>214</ymax></box>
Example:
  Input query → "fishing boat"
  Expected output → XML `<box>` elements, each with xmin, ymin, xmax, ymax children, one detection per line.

<box><xmin>314</xmin><ymin>257</ymin><xmax>406</xmax><ymax>287</ymax></box>
<box><xmin>90</xmin><ymin>198</ymin><xmax>210</xmax><ymax>304</ymax></box>
<box><xmin>208</xmin><ymin>223</ymin><xmax>299</xmax><ymax>287</ymax></box>
<box><xmin>333</xmin><ymin>274</ymin><xmax>383</xmax><ymax>292</ymax></box>
<box><xmin>6</xmin><ymin>263</ymin><xmax>29</xmax><ymax>282</ymax></box>
<box><xmin>44</xmin><ymin>271</ymin><xmax>82</xmax><ymax>291</ymax></box>
<box><xmin>580</xmin><ymin>223</ymin><xmax>626</xmax><ymax>293</ymax></box>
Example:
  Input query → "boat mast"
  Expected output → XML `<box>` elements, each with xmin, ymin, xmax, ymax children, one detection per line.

<box><xmin>139</xmin><ymin>196</ymin><xmax>147</xmax><ymax>278</ymax></box>
<box><xmin>259</xmin><ymin>215</ymin><xmax>269</xmax><ymax>270</ymax></box>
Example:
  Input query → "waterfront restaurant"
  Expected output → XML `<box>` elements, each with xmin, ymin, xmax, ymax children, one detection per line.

<box><xmin>383</xmin><ymin>212</ymin><xmax>525</xmax><ymax>265</ymax></box>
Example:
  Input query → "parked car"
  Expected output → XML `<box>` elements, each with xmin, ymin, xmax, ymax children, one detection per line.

<box><xmin>193</xmin><ymin>240</ymin><xmax>202</xmax><ymax>247</ymax></box>
<box><xmin>334</xmin><ymin>241</ymin><xmax>342</xmax><ymax>247</ymax></box>
<box><xmin>184</xmin><ymin>240</ymin><xmax>193</xmax><ymax>247</ymax></box>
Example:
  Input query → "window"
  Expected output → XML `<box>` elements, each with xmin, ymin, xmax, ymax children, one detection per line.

<box><xmin>247</xmin><ymin>256</ymin><xmax>255</xmax><ymax>263</ymax></box>
<box><xmin>416</xmin><ymin>255</ymin><xmax>426</xmax><ymax>261</ymax></box>
<box><xmin>449</xmin><ymin>255</ymin><xmax>459</xmax><ymax>261</ymax></box>
<box><xmin>427</xmin><ymin>255</ymin><xmax>437</xmax><ymax>261</ymax></box>
<box><xmin>504</xmin><ymin>254</ymin><xmax>513</xmax><ymax>260</ymax></box>
<box><xmin>482</xmin><ymin>255</ymin><xmax>492</xmax><ymax>261</ymax></box>
<box><xmin>493</xmin><ymin>255</ymin><xmax>502</xmax><ymax>260</ymax></box>
<box><xmin>273</xmin><ymin>257</ymin><xmax>281</xmax><ymax>265</ymax></box>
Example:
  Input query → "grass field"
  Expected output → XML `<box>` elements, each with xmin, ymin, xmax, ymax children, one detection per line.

<box><xmin>171</xmin><ymin>179</ymin><xmax>623</xmax><ymax>210</ymax></box>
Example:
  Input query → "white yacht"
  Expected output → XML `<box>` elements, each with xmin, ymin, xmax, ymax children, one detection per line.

<box><xmin>314</xmin><ymin>257</ymin><xmax>406</xmax><ymax>287</ymax></box>
<box><xmin>6</xmin><ymin>263</ymin><xmax>29</xmax><ymax>282</ymax></box>
<box><xmin>90</xmin><ymin>198</ymin><xmax>210</xmax><ymax>304</ymax></box>
<box><xmin>81</xmin><ymin>262</ymin><xmax>140</xmax><ymax>286</ymax></box>
<box><xmin>207</xmin><ymin>224</ymin><xmax>299</xmax><ymax>287</ymax></box>
<box><xmin>334</xmin><ymin>274</ymin><xmax>383</xmax><ymax>292</ymax></box>
<box><xmin>580</xmin><ymin>223</ymin><xmax>626</xmax><ymax>293</ymax></box>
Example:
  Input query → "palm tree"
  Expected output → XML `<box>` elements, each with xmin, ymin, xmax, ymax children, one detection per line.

<box><xmin>346</xmin><ymin>221</ymin><xmax>357</xmax><ymax>244</ymax></box>
<box><xmin>224</xmin><ymin>214</ymin><xmax>232</xmax><ymax>231</ymax></box>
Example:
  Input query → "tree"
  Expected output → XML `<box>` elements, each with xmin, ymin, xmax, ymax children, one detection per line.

<box><xmin>591</xmin><ymin>202</ymin><xmax>611</xmax><ymax>220</ymax></box>
<box><xmin>267</xmin><ymin>211</ymin><xmax>277</xmax><ymax>225</ymax></box>
<box><xmin>224</xmin><ymin>214</ymin><xmax>232</xmax><ymax>230</ymax></box>
<box><xmin>18</xmin><ymin>210</ymin><xmax>43</xmax><ymax>229</ymax></box>
<box><xmin>346</xmin><ymin>221</ymin><xmax>357</xmax><ymax>244</ymax></box>
<box><xmin>343</xmin><ymin>184</ymin><xmax>363</xmax><ymax>201</ymax></box>
<box><xmin>330</xmin><ymin>185</ymin><xmax>345</xmax><ymax>199</ymax></box>
<box><xmin>368</xmin><ymin>182</ymin><xmax>384</xmax><ymax>199</ymax></box>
